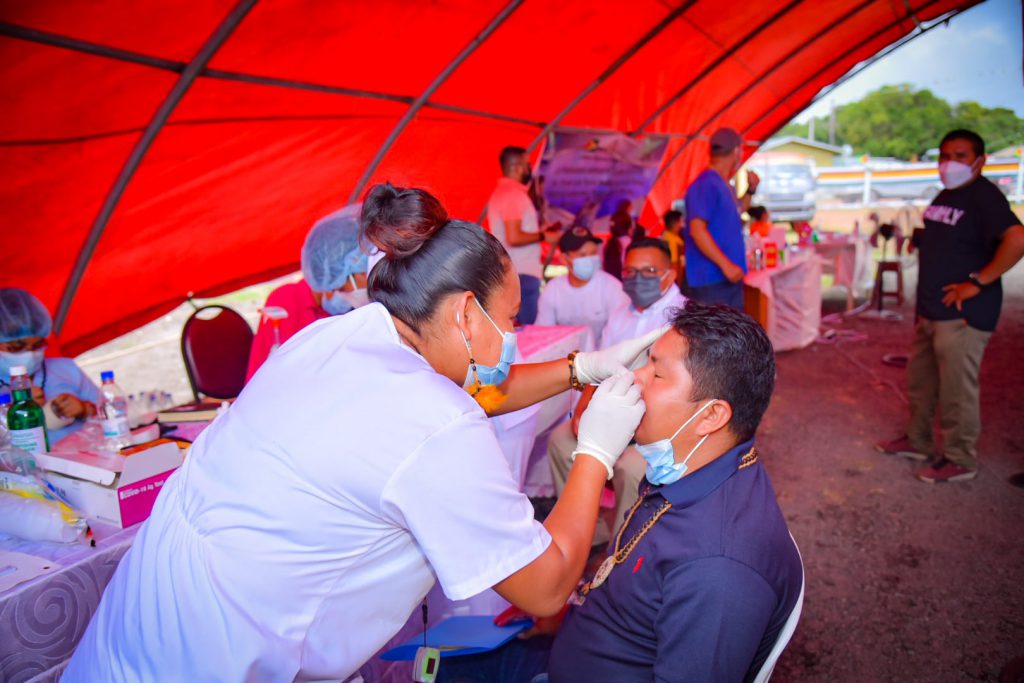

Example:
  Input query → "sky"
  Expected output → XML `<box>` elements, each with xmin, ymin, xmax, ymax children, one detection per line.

<box><xmin>795</xmin><ymin>0</ymin><xmax>1024</xmax><ymax>122</ymax></box>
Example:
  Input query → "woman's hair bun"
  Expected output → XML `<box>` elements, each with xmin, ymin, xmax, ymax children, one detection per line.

<box><xmin>360</xmin><ymin>183</ymin><xmax>449</xmax><ymax>259</ymax></box>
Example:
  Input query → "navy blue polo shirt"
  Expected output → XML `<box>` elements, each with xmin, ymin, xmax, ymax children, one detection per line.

<box><xmin>549</xmin><ymin>439</ymin><xmax>803</xmax><ymax>683</ymax></box>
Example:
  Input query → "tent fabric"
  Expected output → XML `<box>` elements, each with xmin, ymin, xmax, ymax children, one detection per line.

<box><xmin>0</xmin><ymin>0</ymin><xmax>977</xmax><ymax>355</ymax></box>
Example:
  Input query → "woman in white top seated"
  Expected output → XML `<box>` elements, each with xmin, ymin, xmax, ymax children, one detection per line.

<box><xmin>536</xmin><ymin>226</ymin><xmax>630</xmax><ymax>347</ymax></box>
<box><xmin>64</xmin><ymin>184</ymin><xmax>663</xmax><ymax>682</ymax></box>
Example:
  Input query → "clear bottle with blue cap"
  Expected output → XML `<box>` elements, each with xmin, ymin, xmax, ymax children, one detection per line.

<box><xmin>99</xmin><ymin>370</ymin><xmax>131</xmax><ymax>450</ymax></box>
<box><xmin>0</xmin><ymin>391</ymin><xmax>12</xmax><ymax>449</ymax></box>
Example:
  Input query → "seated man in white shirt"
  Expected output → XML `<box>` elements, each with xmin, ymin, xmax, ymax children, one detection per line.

<box><xmin>536</xmin><ymin>226</ymin><xmax>630</xmax><ymax>347</ymax></box>
<box><xmin>549</xmin><ymin>238</ymin><xmax>687</xmax><ymax>539</ymax></box>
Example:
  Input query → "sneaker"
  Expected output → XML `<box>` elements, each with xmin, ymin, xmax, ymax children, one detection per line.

<box><xmin>875</xmin><ymin>435</ymin><xmax>929</xmax><ymax>462</ymax></box>
<box><xmin>917</xmin><ymin>458</ymin><xmax>978</xmax><ymax>483</ymax></box>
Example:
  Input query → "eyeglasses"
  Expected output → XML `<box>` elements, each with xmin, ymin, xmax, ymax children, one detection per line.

<box><xmin>0</xmin><ymin>339</ymin><xmax>47</xmax><ymax>353</ymax></box>
<box><xmin>622</xmin><ymin>266</ymin><xmax>666</xmax><ymax>278</ymax></box>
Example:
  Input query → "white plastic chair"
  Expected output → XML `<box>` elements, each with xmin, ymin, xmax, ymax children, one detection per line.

<box><xmin>752</xmin><ymin>533</ymin><xmax>806</xmax><ymax>683</ymax></box>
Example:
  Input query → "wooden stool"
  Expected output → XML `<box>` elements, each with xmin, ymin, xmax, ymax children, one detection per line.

<box><xmin>873</xmin><ymin>260</ymin><xmax>903</xmax><ymax>307</ymax></box>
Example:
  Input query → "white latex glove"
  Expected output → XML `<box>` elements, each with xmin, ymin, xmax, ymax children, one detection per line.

<box><xmin>572</xmin><ymin>372</ymin><xmax>646</xmax><ymax>479</ymax></box>
<box><xmin>574</xmin><ymin>325</ymin><xmax>670</xmax><ymax>385</ymax></box>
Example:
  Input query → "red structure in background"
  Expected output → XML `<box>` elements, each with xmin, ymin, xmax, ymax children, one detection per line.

<box><xmin>0</xmin><ymin>0</ymin><xmax>978</xmax><ymax>355</ymax></box>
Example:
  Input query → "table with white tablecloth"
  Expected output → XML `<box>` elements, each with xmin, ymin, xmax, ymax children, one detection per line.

<box><xmin>0</xmin><ymin>523</ymin><xmax>139</xmax><ymax>683</ymax></box>
<box><xmin>744</xmin><ymin>250</ymin><xmax>823</xmax><ymax>351</ymax></box>
<box><xmin>814</xmin><ymin>236</ymin><xmax>871</xmax><ymax>309</ymax></box>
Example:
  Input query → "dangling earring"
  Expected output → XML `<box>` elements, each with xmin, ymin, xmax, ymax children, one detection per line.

<box><xmin>458</xmin><ymin>311</ymin><xmax>507</xmax><ymax>412</ymax></box>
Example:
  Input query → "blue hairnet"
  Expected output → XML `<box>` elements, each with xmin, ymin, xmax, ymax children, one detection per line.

<box><xmin>0</xmin><ymin>288</ymin><xmax>53</xmax><ymax>342</ymax></box>
<box><xmin>300</xmin><ymin>207</ymin><xmax>368</xmax><ymax>292</ymax></box>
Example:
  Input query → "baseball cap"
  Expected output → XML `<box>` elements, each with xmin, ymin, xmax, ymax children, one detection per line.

<box><xmin>709</xmin><ymin>127</ymin><xmax>742</xmax><ymax>154</ymax></box>
<box><xmin>558</xmin><ymin>226</ymin><xmax>602</xmax><ymax>254</ymax></box>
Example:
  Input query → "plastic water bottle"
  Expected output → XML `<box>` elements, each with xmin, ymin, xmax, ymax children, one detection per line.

<box><xmin>7</xmin><ymin>366</ymin><xmax>49</xmax><ymax>455</ymax></box>
<box><xmin>99</xmin><ymin>370</ymin><xmax>131</xmax><ymax>451</ymax></box>
<box><xmin>0</xmin><ymin>392</ymin><xmax>12</xmax><ymax>449</ymax></box>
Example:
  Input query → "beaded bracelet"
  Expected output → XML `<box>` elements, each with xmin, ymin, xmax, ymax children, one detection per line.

<box><xmin>567</xmin><ymin>350</ymin><xmax>585</xmax><ymax>391</ymax></box>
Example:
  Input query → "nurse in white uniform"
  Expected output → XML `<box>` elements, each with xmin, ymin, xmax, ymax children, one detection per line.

<box><xmin>64</xmin><ymin>184</ymin><xmax>661</xmax><ymax>682</ymax></box>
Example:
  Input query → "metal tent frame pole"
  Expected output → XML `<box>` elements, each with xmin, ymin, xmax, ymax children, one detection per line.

<box><xmin>475</xmin><ymin>0</ymin><xmax>700</xmax><ymax>222</ymax></box>
<box><xmin>742</xmin><ymin>0</ymin><xmax>970</xmax><ymax>137</ymax></box>
<box><xmin>346</xmin><ymin>0</ymin><xmax>525</xmax><ymax>204</ymax></box>
<box><xmin>51</xmin><ymin>0</ymin><xmax>259</xmax><ymax>334</ymax></box>
<box><xmin>647</xmin><ymin>0</ymin><xmax>880</xmax><ymax>187</ymax></box>
<box><xmin>630</xmin><ymin>0</ymin><xmax>806</xmax><ymax>137</ymax></box>
<box><xmin>651</xmin><ymin>0</ymin><xmax>964</xmax><ymax>194</ymax></box>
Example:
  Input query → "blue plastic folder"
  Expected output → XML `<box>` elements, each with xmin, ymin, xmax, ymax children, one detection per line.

<box><xmin>380</xmin><ymin>615</ymin><xmax>531</xmax><ymax>660</ymax></box>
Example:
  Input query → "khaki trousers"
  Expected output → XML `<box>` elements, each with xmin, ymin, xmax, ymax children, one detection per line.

<box><xmin>547</xmin><ymin>420</ymin><xmax>646</xmax><ymax>540</ymax></box>
<box><xmin>906</xmin><ymin>318</ymin><xmax>991</xmax><ymax>469</ymax></box>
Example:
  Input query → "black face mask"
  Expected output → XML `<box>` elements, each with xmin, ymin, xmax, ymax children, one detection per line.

<box><xmin>622</xmin><ymin>273</ymin><xmax>666</xmax><ymax>310</ymax></box>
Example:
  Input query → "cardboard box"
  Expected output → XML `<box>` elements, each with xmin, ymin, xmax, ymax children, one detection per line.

<box><xmin>38</xmin><ymin>441</ymin><xmax>184</xmax><ymax>528</ymax></box>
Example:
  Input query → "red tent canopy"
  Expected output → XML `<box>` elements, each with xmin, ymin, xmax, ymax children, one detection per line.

<box><xmin>1</xmin><ymin>0</ymin><xmax>976</xmax><ymax>355</ymax></box>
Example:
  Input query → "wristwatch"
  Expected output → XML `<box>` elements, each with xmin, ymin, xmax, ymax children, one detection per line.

<box><xmin>967</xmin><ymin>272</ymin><xmax>985</xmax><ymax>288</ymax></box>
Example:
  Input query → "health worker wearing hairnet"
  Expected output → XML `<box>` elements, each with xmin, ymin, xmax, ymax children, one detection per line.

<box><xmin>245</xmin><ymin>206</ymin><xmax>369</xmax><ymax>380</ymax></box>
<box><xmin>0</xmin><ymin>288</ymin><xmax>100</xmax><ymax>443</ymax></box>
<box><xmin>64</xmin><ymin>184</ymin><xmax>665</xmax><ymax>682</ymax></box>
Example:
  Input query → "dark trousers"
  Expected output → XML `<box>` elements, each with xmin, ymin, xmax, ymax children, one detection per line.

<box><xmin>687</xmin><ymin>280</ymin><xmax>744</xmax><ymax>309</ymax></box>
<box><xmin>517</xmin><ymin>274</ymin><xmax>541</xmax><ymax>325</ymax></box>
<box><xmin>437</xmin><ymin>636</ymin><xmax>552</xmax><ymax>683</ymax></box>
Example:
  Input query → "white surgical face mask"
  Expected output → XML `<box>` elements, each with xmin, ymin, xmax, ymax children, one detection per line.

<box><xmin>0</xmin><ymin>349</ymin><xmax>44</xmax><ymax>380</ymax></box>
<box><xmin>938</xmin><ymin>159</ymin><xmax>978</xmax><ymax>190</ymax></box>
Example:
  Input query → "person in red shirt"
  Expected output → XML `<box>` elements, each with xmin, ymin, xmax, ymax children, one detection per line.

<box><xmin>246</xmin><ymin>208</ymin><xmax>368</xmax><ymax>380</ymax></box>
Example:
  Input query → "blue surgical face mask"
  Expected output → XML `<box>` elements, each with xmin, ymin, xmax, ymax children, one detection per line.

<box><xmin>460</xmin><ymin>298</ymin><xmax>517</xmax><ymax>387</ymax></box>
<box><xmin>0</xmin><ymin>349</ymin><xmax>44</xmax><ymax>381</ymax></box>
<box><xmin>571</xmin><ymin>255</ymin><xmax>600</xmax><ymax>281</ymax></box>
<box><xmin>321</xmin><ymin>291</ymin><xmax>353</xmax><ymax>316</ymax></box>
<box><xmin>636</xmin><ymin>399</ymin><xmax>718</xmax><ymax>486</ymax></box>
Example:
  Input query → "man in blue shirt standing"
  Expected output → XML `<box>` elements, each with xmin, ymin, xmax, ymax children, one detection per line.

<box><xmin>683</xmin><ymin>128</ymin><xmax>760</xmax><ymax>309</ymax></box>
<box><xmin>439</xmin><ymin>302</ymin><xmax>803</xmax><ymax>683</ymax></box>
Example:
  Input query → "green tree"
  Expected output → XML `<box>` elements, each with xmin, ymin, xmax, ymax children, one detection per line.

<box><xmin>775</xmin><ymin>85</ymin><xmax>1024</xmax><ymax>159</ymax></box>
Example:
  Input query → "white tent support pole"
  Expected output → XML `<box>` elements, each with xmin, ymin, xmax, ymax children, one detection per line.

<box><xmin>52</xmin><ymin>0</ymin><xmax>259</xmax><ymax>334</ymax></box>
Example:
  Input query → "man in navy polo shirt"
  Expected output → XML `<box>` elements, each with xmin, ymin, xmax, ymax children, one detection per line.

<box><xmin>439</xmin><ymin>302</ymin><xmax>803</xmax><ymax>683</ymax></box>
<box><xmin>683</xmin><ymin>128</ymin><xmax>759</xmax><ymax>309</ymax></box>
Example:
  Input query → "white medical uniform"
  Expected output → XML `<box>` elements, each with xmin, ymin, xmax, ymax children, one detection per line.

<box><xmin>535</xmin><ymin>271</ymin><xmax>630</xmax><ymax>347</ymax></box>
<box><xmin>600</xmin><ymin>283</ymin><xmax>687</xmax><ymax>348</ymax></box>
<box><xmin>64</xmin><ymin>303</ymin><xmax>551</xmax><ymax>682</ymax></box>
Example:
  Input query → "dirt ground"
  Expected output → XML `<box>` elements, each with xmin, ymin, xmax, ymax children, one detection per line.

<box><xmin>765</xmin><ymin>261</ymin><xmax>1024</xmax><ymax>682</ymax></box>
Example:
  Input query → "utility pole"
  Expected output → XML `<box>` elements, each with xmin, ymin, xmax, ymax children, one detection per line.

<box><xmin>808</xmin><ymin>117</ymin><xmax>815</xmax><ymax>141</ymax></box>
<box><xmin>828</xmin><ymin>100</ymin><xmax>836</xmax><ymax>146</ymax></box>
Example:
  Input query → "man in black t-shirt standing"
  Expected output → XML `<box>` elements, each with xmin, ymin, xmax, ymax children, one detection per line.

<box><xmin>878</xmin><ymin>129</ymin><xmax>1024</xmax><ymax>483</ymax></box>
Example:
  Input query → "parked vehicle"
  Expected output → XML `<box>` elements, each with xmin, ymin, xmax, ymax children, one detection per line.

<box><xmin>746</xmin><ymin>155</ymin><xmax>817</xmax><ymax>222</ymax></box>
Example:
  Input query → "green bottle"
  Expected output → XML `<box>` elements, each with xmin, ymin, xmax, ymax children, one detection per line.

<box><xmin>7</xmin><ymin>364</ymin><xmax>49</xmax><ymax>455</ymax></box>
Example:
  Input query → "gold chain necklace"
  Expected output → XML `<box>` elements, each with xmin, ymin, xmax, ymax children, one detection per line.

<box><xmin>580</xmin><ymin>447</ymin><xmax>757</xmax><ymax>598</ymax></box>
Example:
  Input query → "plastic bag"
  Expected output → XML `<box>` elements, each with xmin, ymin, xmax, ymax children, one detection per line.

<box><xmin>0</xmin><ymin>458</ymin><xmax>88</xmax><ymax>544</ymax></box>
